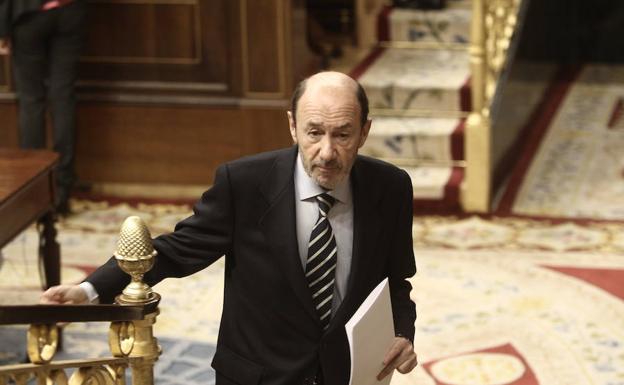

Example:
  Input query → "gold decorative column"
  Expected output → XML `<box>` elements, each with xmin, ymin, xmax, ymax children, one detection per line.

<box><xmin>112</xmin><ymin>216</ymin><xmax>161</xmax><ymax>385</ymax></box>
<box><xmin>463</xmin><ymin>0</ymin><xmax>491</xmax><ymax>212</ymax></box>
<box><xmin>463</xmin><ymin>0</ymin><xmax>521</xmax><ymax>212</ymax></box>
<box><xmin>464</xmin><ymin>111</ymin><xmax>491</xmax><ymax>212</ymax></box>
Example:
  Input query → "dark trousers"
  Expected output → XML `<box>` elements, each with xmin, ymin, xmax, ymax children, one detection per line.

<box><xmin>11</xmin><ymin>0</ymin><xmax>86</xmax><ymax>207</ymax></box>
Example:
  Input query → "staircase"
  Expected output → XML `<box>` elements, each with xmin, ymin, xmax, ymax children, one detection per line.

<box><xmin>349</xmin><ymin>1</ymin><xmax>473</xmax><ymax>214</ymax></box>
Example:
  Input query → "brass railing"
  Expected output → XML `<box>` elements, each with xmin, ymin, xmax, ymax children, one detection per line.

<box><xmin>0</xmin><ymin>216</ymin><xmax>161</xmax><ymax>385</ymax></box>
<box><xmin>463</xmin><ymin>0</ymin><xmax>522</xmax><ymax>211</ymax></box>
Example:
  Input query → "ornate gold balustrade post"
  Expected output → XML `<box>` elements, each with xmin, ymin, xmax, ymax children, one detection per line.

<box><xmin>113</xmin><ymin>216</ymin><xmax>161</xmax><ymax>385</ymax></box>
<box><xmin>0</xmin><ymin>215</ymin><xmax>161</xmax><ymax>385</ymax></box>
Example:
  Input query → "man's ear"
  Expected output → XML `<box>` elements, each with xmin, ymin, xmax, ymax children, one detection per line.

<box><xmin>287</xmin><ymin>111</ymin><xmax>298</xmax><ymax>144</ymax></box>
<box><xmin>358</xmin><ymin>118</ymin><xmax>372</xmax><ymax>148</ymax></box>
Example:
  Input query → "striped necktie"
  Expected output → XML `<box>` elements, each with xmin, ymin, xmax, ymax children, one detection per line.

<box><xmin>305</xmin><ymin>193</ymin><xmax>338</xmax><ymax>330</ymax></box>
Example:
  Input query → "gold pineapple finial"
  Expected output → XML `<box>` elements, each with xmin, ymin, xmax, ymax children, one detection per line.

<box><xmin>114</xmin><ymin>216</ymin><xmax>157</xmax><ymax>303</ymax></box>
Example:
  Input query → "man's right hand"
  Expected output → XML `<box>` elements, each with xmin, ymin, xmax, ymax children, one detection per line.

<box><xmin>0</xmin><ymin>38</ymin><xmax>11</xmax><ymax>55</ymax></box>
<box><xmin>40</xmin><ymin>285</ymin><xmax>89</xmax><ymax>305</ymax></box>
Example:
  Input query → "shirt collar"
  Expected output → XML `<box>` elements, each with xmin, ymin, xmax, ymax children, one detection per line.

<box><xmin>295</xmin><ymin>152</ymin><xmax>351</xmax><ymax>204</ymax></box>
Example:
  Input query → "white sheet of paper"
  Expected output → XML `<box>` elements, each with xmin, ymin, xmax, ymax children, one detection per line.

<box><xmin>345</xmin><ymin>278</ymin><xmax>395</xmax><ymax>385</ymax></box>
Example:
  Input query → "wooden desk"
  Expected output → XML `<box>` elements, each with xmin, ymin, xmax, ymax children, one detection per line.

<box><xmin>0</xmin><ymin>149</ymin><xmax>60</xmax><ymax>289</ymax></box>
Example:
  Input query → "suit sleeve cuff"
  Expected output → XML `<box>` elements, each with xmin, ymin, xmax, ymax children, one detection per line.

<box><xmin>395</xmin><ymin>332</ymin><xmax>414</xmax><ymax>344</ymax></box>
<box><xmin>79</xmin><ymin>281</ymin><xmax>100</xmax><ymax>304</ymax></box>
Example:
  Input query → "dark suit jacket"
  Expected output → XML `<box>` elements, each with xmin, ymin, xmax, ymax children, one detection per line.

<box><xmin>0</xmin><ymin>0</ymin><xmax>47</xmax><ymax>37</ymax></box>
<box><xmin>88</xmin><ymin>146</ymin><xmax>416</xmax><ymax>385</ymax></box>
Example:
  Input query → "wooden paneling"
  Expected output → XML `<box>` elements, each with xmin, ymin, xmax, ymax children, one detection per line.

<box><xmin>77</xmin><ymin>0</ymin><xmax>316</xmax><ymax>97</ymax></box>
<box><xmin>0</xmin><ymin>0</ymin><xmax>318</xmax><ymax>187</ymax></box>
<box><xmin>242</xmin><ymin>0</ymin><xmax>286</xmax><ymax>96</ymax></box>
<box><xmin>80</xmin><ymin>0</ymin><xmax>231</xmax><ymax>91</ymax></box>
<box><xmin>83</xmin><ymin>2</ymin><xmax>200</xmax><ymax>64</ymax></box>
<box><xmin>0</xmin><ymin>103</ymin><xmax>18</xmax><ymax>148</ymax></box>
<box><xmin>0</xmin><ymin>56</ymin><xmax>10</xmax><ymax>90</ymax></box>
<box><xmin>0</xmin><ymin>100</ymin><xmax>292</xmax><ymax>184</ymax></box>
<box><xmin>1</xmin><ymin>0</ymin><xmax>316</xmax><ymax>96</ymax></box>
<box><xmin>74</xmin><ymin>103</ymin><xmax>292</xmax><ymax>184</ymax></box>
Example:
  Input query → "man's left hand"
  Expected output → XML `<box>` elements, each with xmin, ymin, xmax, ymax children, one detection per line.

<box><xmin>377</xmin><ymin>336</ymin><xmax>418</xmax><ymax>380</ymax></box>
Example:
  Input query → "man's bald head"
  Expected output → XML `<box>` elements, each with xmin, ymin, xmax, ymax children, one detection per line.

<box><xmin>290</xmin><ymin>71</ymin><xmax>369</xmax><ymax>127</ymax></box>
<box><xmin>287</xmin><ymin>71</ymin><xmax>372</xmax><ymax>189</ymax></box>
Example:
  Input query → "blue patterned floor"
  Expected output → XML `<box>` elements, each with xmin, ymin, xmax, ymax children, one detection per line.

<box><xmin>156</xmin><ymin>339</ymin><xmax>216</xmax><ymax>385</ymax></box>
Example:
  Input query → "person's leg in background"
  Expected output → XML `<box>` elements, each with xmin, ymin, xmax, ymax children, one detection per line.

<box><xmin>12</xmin><ymin>12</ymin><xmax>52</xmax><ymax>155</ymax></box>
<box><xmin>47</xmin><ymin>1</ymin><xmax>87</xmax><ymax>213</ymax></box>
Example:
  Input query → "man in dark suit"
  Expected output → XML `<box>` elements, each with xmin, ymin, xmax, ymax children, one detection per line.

<box><xmin>42</xmin><ymin>72</ymin><xmax>418</xmax><ymax>385</ymax></box>
<box><xmin>0</xmin><ymin>0</ymin><xmax>86</xmax><ymax>213</ymax></box>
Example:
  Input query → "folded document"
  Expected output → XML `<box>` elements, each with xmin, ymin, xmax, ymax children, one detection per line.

<box><xmin>345</xmin><ymin>278</ymin><xmax>395</xmax><ymax>385</ymax></box>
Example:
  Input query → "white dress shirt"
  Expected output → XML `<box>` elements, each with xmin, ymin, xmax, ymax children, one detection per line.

<box><xmin>294</xmin><ymin>153</ymin><xmax>353</xmax><ymax>315</ymax></box>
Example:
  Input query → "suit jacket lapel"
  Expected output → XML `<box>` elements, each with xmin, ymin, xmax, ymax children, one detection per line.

<box><xmin>330</xmin><ymin>157</ymin><xmax>383</xmax><ymax>329</ymax></box>
<box><xmin>258</xmin><ymin>146</ymin><xmax>320</xmax><ymax>325</ymax></box>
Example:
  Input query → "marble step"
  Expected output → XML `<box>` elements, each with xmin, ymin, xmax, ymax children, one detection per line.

<box><xmin>362</xmin><ymin>116</ymin><xmax>465</xmax><ymax>162</ymax></box>
<box><xmin>378</xmin><ymin>5</ymin><xmax>471</xmax><ymax>45</ymax></box>
<box><xmin>352</xmin><ymin>47</ymin><xmax>471</xmax><ymax>112</ymax></box>
<box><xmin>403</xmin><ymin>165</ymin><xmax>464</xmax><ymax>212</ymax></box>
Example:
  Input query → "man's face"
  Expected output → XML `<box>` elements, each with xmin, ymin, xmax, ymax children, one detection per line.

<box><xmin>288</xmin><ymin>84</ymin><xmax>371</xmax><ymax>190</ymax></box>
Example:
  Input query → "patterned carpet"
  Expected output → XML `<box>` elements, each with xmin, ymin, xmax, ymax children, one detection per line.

<box><xmin>2</xmin><ymin>201</ymin><xmax>624</xmax><ymax>385</ymax></box>
<box><xmin>510</xmin><ymin>64</ymin><xmax>624</xmax><ymax>220</ymax></box>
